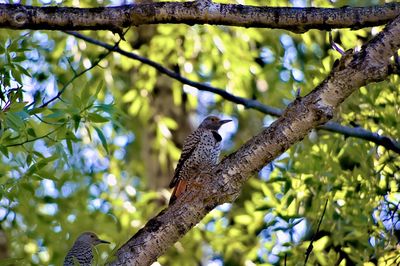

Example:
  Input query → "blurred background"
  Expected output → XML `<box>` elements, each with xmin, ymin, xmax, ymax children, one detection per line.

<box><xmin>0</xmin><ymin>0</ymin><xmax>399</xmax><ymax>265</ymax></box>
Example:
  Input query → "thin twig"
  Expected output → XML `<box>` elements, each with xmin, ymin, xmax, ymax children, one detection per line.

<box><xmin>304</xmin><ymin>199</ymin><xmax>329</xmax><ymax>265</ymax></box>
<box><xmin>5</xmin><ymin>124</ymin><xmax>64</xmax><ymax>147</ymax></box>
<box><xmin>66</xmin><ymin>32</ymin><xmax>400</xmax><ymax>154</ymax></box>
<box><xmin>329</xmin><ymin>31</ymin><xmax>345</xmax><ymax>55</ymax></box>
<box><xmin>39</xmin><ymin>32</ymin><xmax>126</xmax><ymax>108</ymax></box>
<box><xmin>65</xmin><ymin>57</ymin><xmax>78</xmax><ymax>76</ymax></box>
<box><xmin>33</xmin><ymin>114</ymin><xmax>64</xmax><ymax>125</ymax></box>
<box><xmin>296</xmin><ymin>87</ymin><xmax>301</xmax><ymax>98</ymax></box>
<box><xmin>322</xmin><ymin>122</ymin><xmax>400</xmax><ymax>153</ymax></box>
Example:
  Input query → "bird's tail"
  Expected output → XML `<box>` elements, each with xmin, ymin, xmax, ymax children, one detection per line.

<box><xmin>169</xmin><ymin>179</ymin><xmax>187</xmax><ymax>205</ymax></box>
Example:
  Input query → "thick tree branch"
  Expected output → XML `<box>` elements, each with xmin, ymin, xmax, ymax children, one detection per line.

<box><xmin>1</xmin><ymin>3</ymin><xmax>400</xmax><ymax>33</ymax></box>
<box><xmin>109</xmin><ymin>14</ymin><xmax>400</xmax><ymax>265</ymax></box>
<box><xmin>67</xmin><ymin>31</ymin><xmax>400</xmax><ymax>154</ymax></box>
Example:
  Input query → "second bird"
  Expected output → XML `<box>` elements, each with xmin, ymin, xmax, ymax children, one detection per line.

<box><xmin>169</xmin><ymin>115</ymin><xmax>231</xmax><ymax>205</ymax></box>
<box><xmin>64</xmin><ymin>232</ymin><xmax>110</xmax><ymax>266</ymax></box>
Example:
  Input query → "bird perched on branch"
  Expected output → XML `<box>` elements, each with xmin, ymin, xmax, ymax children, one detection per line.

<box><xmin>169</xmin><ymin>115</ymin><xmax>232</xmax><ymax>205</ymax></box>
<box><xmin>64</xmin><ymin>232</ymin><xmax>110</xmax><ymax>266</ymax></box>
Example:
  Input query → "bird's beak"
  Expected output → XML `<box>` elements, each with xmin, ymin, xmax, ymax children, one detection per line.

<box><xmin>99</xmin><ymin>239</ymin><xmax>111</xmax><ymax>244</ymax></box>
<box><xmin>219</xmin><ymin>119</ymin><xmax>232</xmax><ymax>125</ymax></box>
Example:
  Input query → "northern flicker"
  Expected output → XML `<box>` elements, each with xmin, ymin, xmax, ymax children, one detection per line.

<box><xmin>63</xmin><ymin>232</ymin><xmax>110</xmax><ymax>266</ymax></box>
<box><xmin>169</xmin><ymin>115</ymin><xmax>231</xmax><ymax>205</ymax></box>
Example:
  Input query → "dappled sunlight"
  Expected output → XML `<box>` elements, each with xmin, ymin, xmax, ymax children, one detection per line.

<box><xmin>0</xmin><ymin>0</ymin><xmax>399</xmax><ymax>264</ymax></box>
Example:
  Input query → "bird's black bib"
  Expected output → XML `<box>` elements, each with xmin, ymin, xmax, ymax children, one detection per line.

<box><xmin>211</xmin><ymin>131</ymin><xmax>222</xmax><ymax>142</ymax></box>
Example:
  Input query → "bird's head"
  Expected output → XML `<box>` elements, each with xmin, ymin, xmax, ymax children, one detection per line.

<box><xmin>76</xmin><ymin>232</ymin><xmax>110</xmax><ymax>246</ymax></box>
<box><xmin>198</xmin><ymin>116</ymin><xmax>232</xmax><ymax>130</ymax></box>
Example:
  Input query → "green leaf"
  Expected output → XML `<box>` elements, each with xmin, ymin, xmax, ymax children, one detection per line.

<box><xmin>26</xmin><ymin>153</ymin><xmax>32</xmax><ymax>165</ymax></box>
<box><xmin>27</xmin><ymin>128</ymin><xmax>36</xmax><ymax>137</ymax></box>
<box><xmin>32</xmin><ymin>151</ymin><xmax>44</xmax><ymax>158</ymax></box>
<box><xmin>26</xmin><ymin>155</ymin><xmax>58</xmax><ymax>175</ymax></box>
<box><xmin>5</xmin><ymin>52</ymin><xmax>11</xmax><ymax>64</ymax></box>
<box><xmin>66</xmin><ymin>138</ymin><xmax>73</xmax><ymax>154</ymax></box>
<box><xmin>28</xmin><ymin>107</ymin><xmax>46</xmax><ymax>115</ymax></box>
<box><xmin>161</xmin><ymin>116</ymin><xmax>178</xmax><ymax>130</ymax></box>
<box><xmin>2</xmin><ymin>73</ymin><xmax>11</xmax><ymax>88</ymax></box>
<box><xmin>86</xmin><ymin>81</ymin><xmax>105</xmax><ymax>108</ymax></box>
<box><xmin>15</xmin><ymin>64</ymin><xmax>31</xmax><ymax>77</ymax></box>
<box><xmin>16</xmin><ymin>47</ymin><xmax>31</xmax><ymax>53</ymax></box>
<box><xmin>5</xmin><ymin>112</ymin><xmax>25</xmax><ymax>131</ymax></box>
<box><xmin>72</xmin><ymin>114</ymin><xmax>81</xmax><ymax>131</ymax></box>
<box><xmin>94</xmin><ymin>126</ymin><xmax>109</xmax><ymax>154</ymax></box>
<box><xmin>94</xmin><ymin>103</ymin><xmax>114</xmax><ymax>114</ymax></box>
<box><xmin>234</xmin><ymin>214</ymin><xmax>253</xmax><ymax>225</ymax></box>
<box><xmin>16</xmin><ymin>110</ymin><xmax>29</xmax><ymax>121</ymax></box>
<box><xmin>11</xmin><ymin>68</ymin><xmax>22</xmax><ymax>84</ymax></box>
<box><xmin>85</xmin><ymin>125</ymin><xmax>92</xmax><ymax>141</ymax></box>
<box><xmin>81</xmin><ymin>81</ymin><xmax>103</xmax><ymax>108</ymax></box>
<box><xmin>8</xmin><ymin>39</ymin><xmax>19</xmax><ymax>51</ymax></box>
<box><xmin>0</xmin><ymin>145</ymin><xmax>9</xmax><ymax>158</ymax></box>
<box><xmin>87</xmin><ymin>113</ymin><xmax>109</xmax><ymax>123</ymax></box>
<box><xmin>43</xmin><ymin>110</ymin><xmax>66</xmax><ymax>119</ymax></box>
<box><xmin>8</xmin><ymin>102</ymin><xmax>27</xmax><ymax>112</ymax></box>
<box><xmin>13</xmin><ymin>56</ymin><xmax>26</xmax><ymax>62</ymax></box>
<box><xmin>93</xmin><ymin>81</ymin><xmax>104</xmax><ymax>98</ymax></box>
<box><xmin>72</xmin><ymin>94</ymin><xmax>82</xmax><ymax>109</ymax></box>
<box><xmin>65</xmin><ymin>130</ymin><xmax>79</xmax><ymax>142</ymax></box>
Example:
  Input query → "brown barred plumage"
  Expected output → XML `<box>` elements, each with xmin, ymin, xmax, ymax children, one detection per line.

<box><xmin>64</xmin><ymin>232</ymin><xmax>110</xmax><ymax>266</ymax></box>
<box><xmin>169</xmin><ymin>116</ymin><xmax>231</xmax><ymax>205</ymax></box>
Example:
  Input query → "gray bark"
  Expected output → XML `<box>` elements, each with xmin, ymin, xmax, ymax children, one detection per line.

<box><xmin>0</xmin><ymin>3</ymin><xmax>399</xmax><ymax>33</ymax></box>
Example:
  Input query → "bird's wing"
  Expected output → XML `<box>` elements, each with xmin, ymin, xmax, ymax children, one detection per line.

<box><xmin>169</xmin><ymin>179</ymin><xmax>187</xmax><ymax>205</ymax></box>
<box><xmin>169</xmin><ymin>129</ymin><xmax>202</xmax><ymax>188</ymax></box>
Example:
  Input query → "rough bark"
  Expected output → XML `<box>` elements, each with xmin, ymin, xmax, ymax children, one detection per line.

<box><xmin>0</xmin><ymin>3</ymin><xmax>399</xmax><ymax>33</ymax></box>
<box><xmin>109</xmin><ymin>14</ymin><xmax>400</xmax><ymax>266</ymax></box>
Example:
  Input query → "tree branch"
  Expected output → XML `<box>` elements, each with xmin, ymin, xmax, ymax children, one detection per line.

<box><xmin>5</xmin><ymin>124</ymin><xmax>64</xmax><ymax>147</ymax></box>
<box><xmin>322</xmin><ymin>122</ymin><xmax>400</xmax><ymax>153</ymax></box>
<box><xmin>304</xmin><ymin>199</ymin><xmax>328</xmax><ymax>265</ymax></box>
<box><xmin>38</xmin><ymin>33</ymin><xmax>125</xmax><ymax>108</ymax></box>
<box><xmin>107</xmin><ymin>14</ymin><xmax>400</xmax><ymax>265</ymax></box>
<box><xmin>1</xmin><ymin>3</ymin><xmax>400</xmax><ymax>33</ymax></box>
<box><xmin>66</xmin><ymin>31</ymin><xmax>400</xmax><ymax>154</ymax></box>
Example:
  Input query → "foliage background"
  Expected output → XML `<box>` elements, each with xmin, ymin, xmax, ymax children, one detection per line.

<box><xmin>0</xmin><ymin>0</ymin><xmax>399</xmax><ymax>265</ymax></box>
